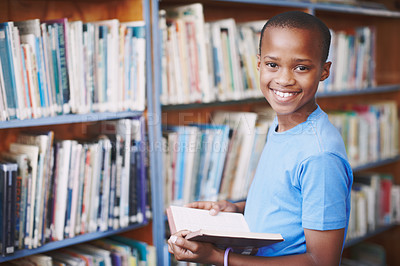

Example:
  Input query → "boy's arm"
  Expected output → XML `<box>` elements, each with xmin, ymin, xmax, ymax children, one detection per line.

<box><xmin>226</xmin><ymin>228</ymin><xmax>344</xmax><ymax>266</ymax></box>
<box><xmin>169</xmin><ymin>228</ymin><xmax>345</xmax><ymax>266</ymax></box>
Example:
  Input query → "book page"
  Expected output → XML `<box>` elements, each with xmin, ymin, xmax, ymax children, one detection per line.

<box><xmin>170</xmin><ymin>206</ymin><xmax>250</xmax><ymax>232</ymax></box>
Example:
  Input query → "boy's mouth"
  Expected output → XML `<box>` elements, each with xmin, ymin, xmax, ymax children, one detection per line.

<box><xmin>271</xmin><ymin>89</ymin><xmax>300</xmax><ymax>98</ymax></box>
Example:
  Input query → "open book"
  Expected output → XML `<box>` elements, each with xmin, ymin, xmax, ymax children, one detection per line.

<box><xmin>167</xmin><ymin>206</ymin><xmax>284</xmax><ymax>250</ymax></box>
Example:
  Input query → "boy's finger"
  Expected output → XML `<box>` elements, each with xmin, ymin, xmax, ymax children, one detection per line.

<box><xmin>186</xmin><ymin>201</ymin><xmax>214</xmax><ymax>210</ymax></box>
<box><xmin>209</xmin><ymin>203</ymin><xmax>221</xmax><ymax>215</ymax></box>
<box><xmin>174</xmin><ymin>235</ymin><xmax>199</xmax><ymax>252</ymax></box>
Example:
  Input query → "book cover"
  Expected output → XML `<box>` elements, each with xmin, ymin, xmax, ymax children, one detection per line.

<box><xmin>167</xmin><ymin>206</ymin><xmax>283</xmax><ymax>250</ymax></box>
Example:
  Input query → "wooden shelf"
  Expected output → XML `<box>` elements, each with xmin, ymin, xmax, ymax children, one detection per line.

<box><xmin>0</xmin><ymin>222</ymin><xmax>147</xmax><ymax>263</ymax></box>
<box><xmin>0</xmin><ymin>111</ymin><xmax>144</xmax><ymax>129</ymax></box>
<box><xmin>162</xmin><ymin>84</ymin><xmax>400</xmax><ymax>110</ymax></box>
<box><xmin>344</xmin><ymin>224</ymin><xmax>398</xmax><ymax>248</ymax></box>
<box><xmin>216</xmin><ymin>0</ymin><xmax>400</xmax><ymax>17</ymax></box>
<box><xmin>352</xmin><ymin>156</ymin><xmax>400</xmax><ymax>172</ymax></box>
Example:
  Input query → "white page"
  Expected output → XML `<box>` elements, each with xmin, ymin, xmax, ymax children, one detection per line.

<box><xmin>170</xmin><ymin>206</ymin><xmax>250</xmax><ymax>232</ymax></box>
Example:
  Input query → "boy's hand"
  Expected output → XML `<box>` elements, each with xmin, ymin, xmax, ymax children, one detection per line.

<box><xmin>184</xmin><ymin>200</ymin><xmax>244</xmax><ymax>215</ymax></box>
<box><xmin>168</xmin><ymin>230</ymin><xmax>224</xmax><ymax>265</ymax></box>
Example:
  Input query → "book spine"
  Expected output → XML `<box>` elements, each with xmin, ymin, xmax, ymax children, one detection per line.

<box><xmin>6</xmin><ymin>166</ymin><xmax>17</xmax><ymax>255</ymax></box>
<box><xmin>56</xmin><ymin>23</ymin><xmax>70</xmax><ymax>113</ymax></box>
<box><xmin>0</xmin><ymin>165</ymin><xmax>5</xmax><ymax>255</ymax></box>
<box><xmin>0</xmin><ymin>163</ymin><xmax>17</xmax><ymax>255</ymax></box>
<box><xmin>0</xmin><ymin>25</ymin><xmax>18</xmax><ymax>118</ymax></box>
<box><xmin>15</xmin><ymin>174</ymin><xmax>22</xmax><ymax>248</ymax></box>
<box><xmin>129</xmin><ymin>141</ymin><xmax>138</xmax><ymax>224</ymax></box>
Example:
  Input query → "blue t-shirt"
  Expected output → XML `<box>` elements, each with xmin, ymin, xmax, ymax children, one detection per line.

<box><xmin>244</xmin><ymin>106</ymin><xmax>353</xmax><ymax>257</ymax></box>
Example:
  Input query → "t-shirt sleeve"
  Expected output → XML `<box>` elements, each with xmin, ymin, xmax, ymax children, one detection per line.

<box><xmin>298</xmin><ymin>152</ymin><xmax>353</xmax><ymax>230</ymax></box>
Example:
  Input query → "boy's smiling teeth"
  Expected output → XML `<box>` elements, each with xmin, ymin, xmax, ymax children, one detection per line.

<box><xmin>272</xmin><ymin>89</ymin><xmax>298</xmax><ymax>98</ymax></box>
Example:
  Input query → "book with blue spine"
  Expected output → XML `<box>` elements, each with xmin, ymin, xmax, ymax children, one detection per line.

<box><xmin>192</xmin><ymin>124</ymin><xmax>230</xmax><ymax>201</ymax></box>
<box><xmin>0</xmin><ymin>22</ymin><xmax>18</xmax><ymax>119</ymax></box>
<box><xmin>43</xmin><ymin>18</ymin><xmax>70</xmax><ymax>114</ymax></box>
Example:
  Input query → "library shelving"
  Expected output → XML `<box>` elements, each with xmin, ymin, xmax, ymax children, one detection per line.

<box><xmin>152</xmin><ymin>0</ymin><xmax>400</xmax><ymax>265</ymax></box>
<box><xmin>0</xmin><ymin>0</ymin><xmax>166</xmax><ymax>265</ymax></box>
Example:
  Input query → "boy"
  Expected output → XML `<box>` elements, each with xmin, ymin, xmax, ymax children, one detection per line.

<box><xmin>168</xmin><ymin>11</ymin><xmax>353</xmax><ymax>266</ymax></box>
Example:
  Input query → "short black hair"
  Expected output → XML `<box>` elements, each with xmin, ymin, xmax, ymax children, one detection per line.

<box><xmin>259</xmin><ymin>11</ymin><xmax>331</xmax><ymax>63</ymax></box>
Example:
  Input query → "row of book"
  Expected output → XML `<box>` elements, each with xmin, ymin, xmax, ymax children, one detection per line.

<box><xmin>0</xmin><ymin>116</ymin><xmax>149</xmax><ymax>256</ymax></box>
<box><xmin>0</xmin><ymin>18</ymin><xmax>146</xmax><ymax>121</ymax></box>
<box><xmin>2</xmin><ymin>236</ymin><xmax>156</xmax><ymax>265</ymax></box>
<box><xmin>347</xmin><ymin>172</ymin><xmax>400</xmax><ymax>241</ymax></box>
<box><xmin>327</xmin><ymin>101</ymin><xmax>399</xmax><ymax>168</ymax></box>
<box><xmin>318</xmin><ymin>26</ymin><xmax>376</xmax><ymax>93</ymax></box>
<box><xmin>162</xmin><ymin>100</ymin><xmax>399</xmax><ymax>205</ymax></box>
<box><xmin>158</xmin><ymin>3</ymin><xmax>376</xmax><ymax>106</ymax></box>
<box><xmin>162</xmin><ymin>107</ymin><xmax>275</xmax><ymax>205</ymax></box>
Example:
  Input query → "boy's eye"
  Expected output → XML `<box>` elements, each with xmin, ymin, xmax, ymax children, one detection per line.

<box><xmin>266</xmin><ymin>62</ymin><xmax>278</xmax><ymax>68</ymax></box>
<box><xmin>295</xmin><ymin>65</ymin><xmax>309</xmax><ymax>71</ymax></box>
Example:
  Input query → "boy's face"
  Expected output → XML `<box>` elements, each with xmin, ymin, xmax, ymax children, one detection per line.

<box><xmin>258</xmin><ymin>27</ymin><xmax>331</xmax><ymax>121</ymax></box>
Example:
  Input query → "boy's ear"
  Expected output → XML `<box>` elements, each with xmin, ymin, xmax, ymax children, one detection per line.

<box><xmin>257</xmin><ymin>54</ymin><xmax>261</xmax><ymax>70</ymax></box>
<box><xmin>320</xmin><ymin>61</ymin><xmax>332</xmax><ymax>81</ymax></box>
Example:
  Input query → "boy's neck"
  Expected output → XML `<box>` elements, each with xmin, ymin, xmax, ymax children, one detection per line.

<box><xmin>275</xmin><ymin>104</ymin><xmax>318</xmax><ymax>132</ymax></box>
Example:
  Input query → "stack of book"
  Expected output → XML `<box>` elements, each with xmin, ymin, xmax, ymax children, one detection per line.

<box><xmin>162</xmin><ymin>108</ymin><xmax>275</xmax><ymax>205</ymax></box>
<box><xmin>4</xmin><ymin>236</ymin><xmax>156</xmax><ymax>265</ymax></box>
<box><xmin>159</xmin><ymin>4</ymin><xmax>264</xmax><ymax>105</ymax></box>
<box><xmin>347</xmin><ymin>172</ymin><xmax>400</xmax><ymax>241</ymax></box>
<box><xmin>0</xmin><ymin>116</ymin><xmax>149</xmax><ymax>255</ymax></box>
<box><xmin>0</xmin><ymin>18</ymin><xmax>146</xmax><ymax>121</ymax></box>
<box><xmin>319</xmin><ymin>26</ymin><xmax>376</xmax><ymax>92</ymax></box>
<box><xmin>159</xmin><ymin>3</ymin><xmax>377</xmax><ymax>106</ymax></box>
<box><xmin>327</xmin><ymin>100</ymin><xmax>399</xmax><ymax>167</ymax></box>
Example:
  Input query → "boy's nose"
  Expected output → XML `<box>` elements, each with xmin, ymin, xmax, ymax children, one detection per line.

<box><xmin>275</xmin><ymin>69</ymin><xmax>295</xmax><ymax>86</ymax></box>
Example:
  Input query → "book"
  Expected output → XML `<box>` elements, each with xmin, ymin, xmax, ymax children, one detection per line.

<box><xmin>43</xmin><ymin>18</ymin><xmax>71</xmax><ymax>114</ymax></box>
<box><xmin>163</xmin><ymin>3</ymin><xmax>211</xmax><ymax>104</ymax></box>
<box><xmin>0</xmin><ymin>160</ymin><xmax>18</xmax><ymax>256</ymax></box>
<box><xmin>167</xmin><ymin>205</ymin><xmax>284</xmax><ymax>250</ymax></box>
<box><xmin>15</xmin><ymin>18</ymin><xmax>49</xmax><ymax>118</ymax></box>
<box><xmin>1</xmin><ymin>152</ymin><xmax>31</xmax><ymax>249</ymax></box>
<box><xmin>212</xmin><ymin>111</ymin><xmax>258</xmax><ymax>201</ymax></box>
<box><xmin>17</xmin><ymin>131</ymin><xmax>54</xmax><ymax>247</ymax></box>
<box><xmin>121</xmin><ymin>21</ymin><xmax>147</xmax><ymax>111</ymax></box>
<box><xmin>9</xmin><ymin>142</ymin><xmax>39</xmax><ymax>249</ymax></box>
<box><xmin>109</xmin><ymin>235</ymin><xmax>152</xmax><ymax>265</ymax></box>
<box><xmin>237</xmin><ymin>20</ymin><xmax>265</xmax><ymax>98</ymax></box>
<box><xmin>208</xmin><ymin>18</ymin><xmax>243</xmax><ymax>101</ymax></box>
<box><xmin>0</xmin><ymin>22</ymin><xmax>19</xmax><ymax>119</ymax></box>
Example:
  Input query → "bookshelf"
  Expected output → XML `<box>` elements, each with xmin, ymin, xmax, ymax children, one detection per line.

<box><xmin>0</xmin><ymin>0</ymin><xmax>167</xmax><ymax>264</ymax></box>
<box><xmin>152</xmin><ymin>0</ymin><xmax>400</xmax><ymax>264</ymax></box>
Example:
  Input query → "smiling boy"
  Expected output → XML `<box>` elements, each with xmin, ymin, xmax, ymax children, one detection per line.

<box><xmin>168</xmin><ymin>11</ymin><xmax>353</xmax><ymax>266</ymax></box>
